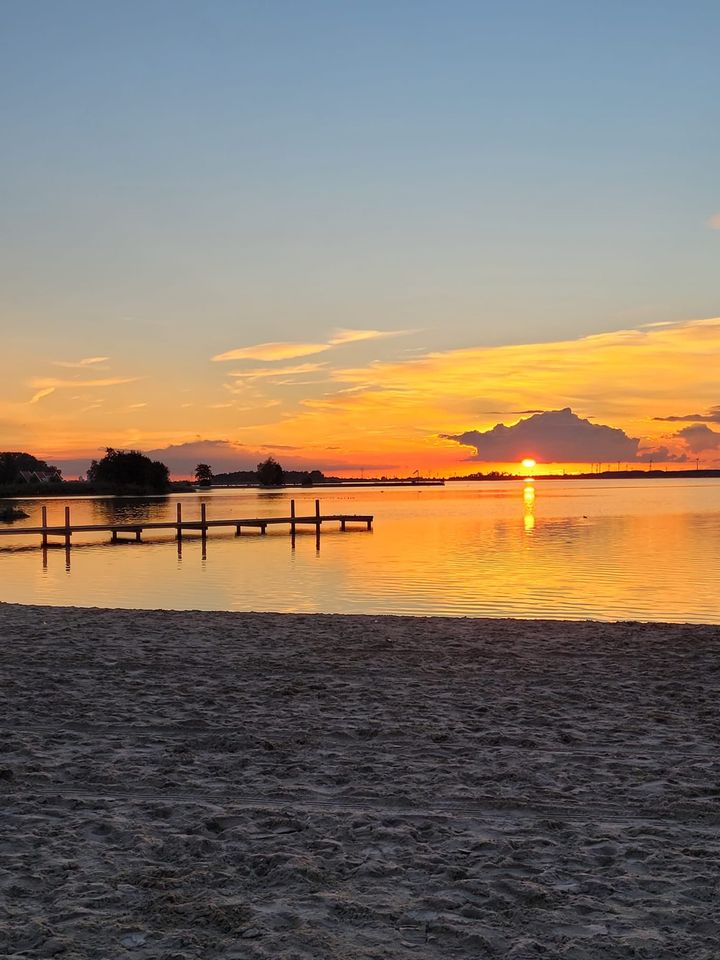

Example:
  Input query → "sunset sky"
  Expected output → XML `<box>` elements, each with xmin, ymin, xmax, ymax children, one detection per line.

<box><xmin>2</xmin><ymin>1</ymin><xmax>719</xmax><ymax>476</ymax></box>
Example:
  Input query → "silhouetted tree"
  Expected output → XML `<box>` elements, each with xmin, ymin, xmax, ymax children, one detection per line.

<box><xmin>256</xmin><ymin>456</ymin><xmax>284</xmax><ymax>486</ymax></box>
<box><xmin>0</xmin><ymin>452</ymin><xmax>62</xmax><ymax>485</ymax></box>
<box><xmin>194</xmin><ymin>463</ymin><xmax>213</xmax><ymax>486</ymax></box>
<box><xmin>87</xmin><ymin>448</ymin><xmax>170</xmax><ymax>492</ymax></box>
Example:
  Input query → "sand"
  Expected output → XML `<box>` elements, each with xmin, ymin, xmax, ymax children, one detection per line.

<box><xmin>1</xmin><ymin>603</ymin><xmax>719</xmax><ymax>959</ymax></box>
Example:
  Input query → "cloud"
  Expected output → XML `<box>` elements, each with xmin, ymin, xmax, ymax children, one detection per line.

<box><xmin>29</xmin><ymin>387</ymin><xmax>55</xmax><ymax>404</ymax></box>
<box><xmin>328</xmin><ymin>328</ymin><xmax>413</xmax><ymax>345</ymax></box>
<box><xmin>708</xmin><ymin>213</ymin><xmax>720</xmax><ymax>230</ymax></box>
<box><xmin>228</xmin><ymin>363</ymin><xmax>326</xmax><ymax>382</ymax></box>
<box><xmin>212</xmin><ymin>328</ymin><xmax>413</xmax><ymax>363</ymax></box>
<box><xmin>674</xmin><ymin>424</ymin><xmax>720</xmax><ymax>452</ymax></box>
<box><xmin>635</xmin><ymin>446</ymin><xmax>687</xmax><ymax>464</ymax></box>
<box><xmin>444</xmin><ymin>408</ymin><xmax>653</xmax><ymax>463</ymax></box>
<box><xmin>52</xmin><ymin>356</ymin><xmax>110</xmax><ymax>369</ymax></box>
<box><xmin>654</xmin><ymin>405</ymin><xmax>720</xmax><ymax>423</ymax></box>
<box><xmin>212</xmin><ymin>342</ymin><xmax>330</xmax><ymax>362</ymax></box>
<box><xmin>30</xmin><ymin>376</ymin><xmax>138</xmax><ymax>390</ymax></box>
<box><xmin>481</xmin><ymin>409</ymin><xmax>545</xmax><ymax>416</ymax></box>
<box><xmin>129</xmin><ymin>440</ymin><xmax>329</xmax><ymax>476</ymax></box>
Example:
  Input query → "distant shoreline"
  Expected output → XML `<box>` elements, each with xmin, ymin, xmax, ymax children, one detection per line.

<box><xmin>1</xmin><ymin>469</ymin><xmax>719</xmax><ymax>499</ymax></box>
<box><xmin>450</xmin><ymin>469</ymin><xmax>720</xmax><ymax>481</ymax></box>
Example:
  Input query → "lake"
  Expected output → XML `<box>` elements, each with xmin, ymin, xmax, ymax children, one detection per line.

<box><xmin>1</xmin><ymin>479</ymin><xmax>719</xmax><ymax>622</ymax></box>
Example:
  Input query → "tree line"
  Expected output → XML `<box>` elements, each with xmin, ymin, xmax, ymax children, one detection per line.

<box><xmin>1</xmin><ymin>449</ymin><xmax>322</xmax><ymax>492</ymax></box>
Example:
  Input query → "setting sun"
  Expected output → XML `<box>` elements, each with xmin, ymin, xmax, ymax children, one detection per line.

<box><xmin>521</xmin><ymin>458</ymin><xmax>537</xmax><ymax>470</ymax></box>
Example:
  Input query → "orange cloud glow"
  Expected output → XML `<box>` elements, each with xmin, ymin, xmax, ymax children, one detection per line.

<box><xmin>52</xmin><ymin>356</ymin><xmax>110</xmax><ymax>368</ymax></box>
<box><xmin>4</xmin><ymin>317</ymin><xmax>720</xmax><ymax>474</ymax></box>
<box><xmin>229</xmin><ymin>317</ymin><xmax>720</xmax><ymax>473</ymax></box>
<box><xmin>30</xmin><ymin>376</ymin><xmax>139</xmax><ymax>390</ymax></box>
<box><xmin>212</xmin><ymin>342</ymin><xmax>330</xmax><ymax>362</ymax></box>
<box><xmin>212</xmin><ymin>328</ymin><xmax>414</xmax><ymax>362</ymax></box>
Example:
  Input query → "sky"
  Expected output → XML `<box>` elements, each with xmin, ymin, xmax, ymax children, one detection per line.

<box><xmin>1</xmin><ymin>0</ymin><xmax>719</xmax><ymax>476</ymax></box>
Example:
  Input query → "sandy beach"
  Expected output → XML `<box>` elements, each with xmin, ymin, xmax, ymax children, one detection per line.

<box><xmin>1</xmin><ymin>603</ymin><xmax>719</xmax><ymax>959</ymax></box>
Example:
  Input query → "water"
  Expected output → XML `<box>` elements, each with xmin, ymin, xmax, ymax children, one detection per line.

<box><xmin>1</xmin><ymin>480</ymin><xmax>719</xmax><ymax>622</ymax></box>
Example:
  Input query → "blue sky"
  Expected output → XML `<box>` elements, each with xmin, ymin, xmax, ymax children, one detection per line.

<box><xmin>1</xmin><ymin>1</ymin><xmax>719</xmax><ymax>470</ymax></box>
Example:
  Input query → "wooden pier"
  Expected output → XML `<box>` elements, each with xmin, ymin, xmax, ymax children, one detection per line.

<box><xmin>0</xmin><ymin>500</ymin><xmax>373</xmax><ymax>548</ymax></box>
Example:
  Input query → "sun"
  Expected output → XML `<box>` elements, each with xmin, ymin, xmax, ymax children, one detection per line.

<box><xmin>521</xmin><ymin>458</ymin><xmax>536</xmax><ymax>470</ymax></box>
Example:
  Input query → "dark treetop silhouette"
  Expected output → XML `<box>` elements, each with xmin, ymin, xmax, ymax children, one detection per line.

<box><xmin>86</xmin><ymin>448</ymin><xmax>170</xmax><ymax>493</ymax></box>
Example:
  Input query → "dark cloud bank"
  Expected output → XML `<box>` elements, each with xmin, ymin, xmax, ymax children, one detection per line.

<box><xmin>54</xmin><ymin>440</ymin><xmax>390</xmax><ymax>479</ymax></box>
<box><xmin>444</xmin><ymin>408</ymin><xmax>686</xmax><ymax>463</ymax></box>
<box><xmin>654</xmin><ymin>405</ymin><xmax>720</xmax><ymax>423</ymax></box>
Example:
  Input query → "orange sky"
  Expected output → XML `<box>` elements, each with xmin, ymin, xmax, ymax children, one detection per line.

<box><xmin>2</xmin><ymin>317</ymin><xmax>720</xmax><ymax>476</ymax></box>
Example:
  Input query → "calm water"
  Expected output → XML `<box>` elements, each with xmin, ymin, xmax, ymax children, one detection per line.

<box><xmin>1</xmin><ymin>480</ymin><xmax>719</xmax><ymax>622</ymax></box>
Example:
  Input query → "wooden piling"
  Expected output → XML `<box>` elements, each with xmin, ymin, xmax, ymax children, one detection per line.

<box><xmin>176</xmin><ymin>502</ymin><xmax>182</xmax><ymax>541</ymax></box>
<box><xmin>41</xmin><ymin>506</ymin><xmax>48</xmax><ymax>547</ymax></box>
<box><xmin>290</xmin><ymin>499</ymin><xmax>296</xmax><ymax>535</ymax></box>
<box><xmin>64</xmin><ymin>506</ymin><xmax>71</xmax><ymax>547</ymax></box>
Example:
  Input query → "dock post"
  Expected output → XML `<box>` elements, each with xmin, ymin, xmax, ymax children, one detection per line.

<box><xmin>367</xmin><ymin>518</ymin><xmax>372</xmax><ymax>530</ymax></box>
<box><xmin>41</xmin><ymin>505</ymin><xmax>48</xmax><ymax>547</ymax></box>
<box><xmin>315</xmin><ymin>499</ymin><xmax>321</xmax><ymax>529</ymax></box>
<box><xmin>201</xmin><ymin>503</ymin><xmax>208</xmax><ymax>551</ymax></box>
<box><xmin>111</xmin><ymin>530</ymin><xmax>118</xmax><ymax>543</ymax></box>
<box><xmin>176</xmin><ymin>502</ymin><xmax>182</xmax><ymax>541</ymax></box>
<box><xmin>290</xmin><ymin>499</ymin><xmax>296</xmax><ymax>535</ymax></box>
<box><xmin>64</xmin><ymin>506</ymin><xmax>71</xmax><ymax>548</ymax></box>
<box><xmin>135</xmin><ymin>529</ymin><xmax>141</xmax><ymax>542</ymax></box>
<box><xmin>341</xmin><ymin>519</ymin><xmax>346</xmax><ymax>531</ymax></box>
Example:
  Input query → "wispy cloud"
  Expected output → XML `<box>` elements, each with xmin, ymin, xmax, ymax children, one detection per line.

<box><xmin>328</xmin><ymin>328</ymin><xmax>414</xmax><ymax>346</ymax></box>
<box><xmin>52</xmin><ymin>356</ymin><xmax>110</xmax><ymax>369</ymax></box>
<box><xmin>29</xmin><ymin>387</ymin><xmax>55</xmax><ymax>404</ymax></box>
<box><xmin>228</xmin><ymin>363</ymin><xmax>326</xmax><ymax>382</ymax></box>
<box><xmin>654</xmin><ymin>405</ymin><xmax>720</xmax><ymax>423</ymax></box>
<box><xmin>30</xmin><ymin>376</ymin><xmax>139</xmax><ymax>390</ymax></box>
<box><xmin>212</xmin><ymin>328</ymin><xmax>414</xmax><ymax>363</ymax></box>
<box><xmin>213</xmin><ymin>342</ymin><xmax>329</xmax><ymax>362</ymax></box>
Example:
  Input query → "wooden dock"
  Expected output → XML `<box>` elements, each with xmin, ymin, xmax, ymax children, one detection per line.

<box><xmin>0</xmin><ymin>500</ymin><xmax>373</xmax><ymax>548</ymax></box>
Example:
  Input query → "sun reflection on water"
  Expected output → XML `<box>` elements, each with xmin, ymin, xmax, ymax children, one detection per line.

<box><xmin>523</xmin><ymin>482</ymin><xmax>536</xmax><ymax>533</ymax></box>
